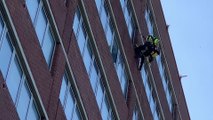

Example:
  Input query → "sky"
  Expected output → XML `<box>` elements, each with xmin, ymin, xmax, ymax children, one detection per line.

<box><xmin>160</xmin><ymin>0</ymin><xmax>213</xmax><ymax>119</ymax></box>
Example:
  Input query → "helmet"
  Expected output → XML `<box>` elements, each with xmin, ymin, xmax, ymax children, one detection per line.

<box><xmin>153</xmin><ymin>38</ymin><xmax>160</xmax><ymax>46</ymax></box>
<box><xmin>146</xmin><ymin>35</ymin><xmax>160</xmax><ymax>46</ymax></box>
<box><xmin>147</xmin><ymin>35</ymin><xmax>154</xmax><ymax>42</ymax></box>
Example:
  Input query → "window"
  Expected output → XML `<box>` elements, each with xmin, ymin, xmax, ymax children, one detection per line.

<box><xmin>26</xmin><ymin>0</ymin><xmax>56</xmax><ymax>67</ymax></box>
<box><xmin>59</xmin><ymin>71</ymin><xmax>82</xmax><ymax>120</ymax></box>
<box><xmin>73</xmin><ymin>7</ymin><xmax>114</xmax><ymax>119</ymax></box>
<box><xmin>120</xmin><ymin>0</ymin><xmax>136</xmax><ymax>40</ymax></box>
<box><xmin>144</xmin><ymin>4</ymin><xmax>174</xmax><ymax>113</ymax></box>
<box><xmin>156</xmin><ymin>54</ymin><xmax>174</xmax><ymax>112</ymax></box>
<box><xmin>145</xmin><ymin>7</ymin><xmax>154</xmax><ymax>35</ymax></box>
<box><xmin>0</xmin><ymin>33</ymin><xmax>13</xmax><ymax>79</ymax></box>
<box><xmin>141</xmin><ymin>65</ymin><xmax>161</xmax><ymax>120</ymax></box>
<box><xmin>132</xmin><ymin>105</ymin><xmax>143</xmax><ymax>120</ymax></box>
<box><xmin>95</xmin><ymin>0</ymin><xmax>129</xmax><ymax>98</ymax></box>
<box><xmin>0</xmin><ymin>13</ymin><xmax>41</xmax><ymax>120</ymax></box>
<box><xmin>0</xmin><ymin>16</ymin><xmax>3</xmax><ymax>35</ymax></box>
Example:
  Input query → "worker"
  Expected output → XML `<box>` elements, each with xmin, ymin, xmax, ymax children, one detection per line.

<box><xmin>134</xmin><ymin>35</ymin><xmax>160</xmax><ymax>70</ymax></box>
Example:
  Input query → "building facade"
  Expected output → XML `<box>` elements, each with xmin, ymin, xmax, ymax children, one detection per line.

<box><xmin>0</xmin><ymin>0</ymin><xmax>190</xmax><ymax>120</ymax></box>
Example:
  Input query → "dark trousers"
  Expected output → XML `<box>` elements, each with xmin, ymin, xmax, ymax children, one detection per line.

<box><xmin>135</xmin><ymin>45</ymin><xmax>146</xmax><ymax>58</ymax></box>
<box><xmin>138</xmin><ymin>56</ymin><xmax>144</xmax><ymax>70</ymax></box>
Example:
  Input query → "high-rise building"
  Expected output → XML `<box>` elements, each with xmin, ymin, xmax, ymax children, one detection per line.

<box><xmin>0</xmin><ymin>0</ymin><xmax>190</xmax><ymax>120</ymax></box>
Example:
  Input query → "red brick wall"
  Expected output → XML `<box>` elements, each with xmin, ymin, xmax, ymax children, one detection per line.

<box><xmin>1</xmin><ymin>0</ymin><xmax>189</xmax><ymax>119</ymax></box>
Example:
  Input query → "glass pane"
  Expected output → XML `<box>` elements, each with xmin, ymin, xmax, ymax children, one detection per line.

<box><xmin>100</xmin><ymin>9</ymin><xmax>108</xmax><ymax>30</ymax></box>
<box><xmin>42</xmin><ymin>27</ymin><xmax>55</xmax><ymax>66</ymax></box>
<box><xmin>17</xmin><ymin>82</ymin><xmax>31</xmax><ymax>120</ymax></box>
<box><xmin>59</xmin><ymin>75</ymin><xmax>68</xmax><ymax>105</ymax></box>
<box><xmin>120</xmin><ymin>0</ymin><xmax>125</xmax><ymax>12</ymax></box>
<box><xmin>128</xmin><ymin>19</ymin><xmax>134</xmax><ymax>38</ymax></box>
<box><xmin>0</xmin><ymin>35</ymin><xmax>13</xmax><ymax>78</ymax></box>
<box><xmin>0</xmin><ymin>17</ymin><xmax>3</xmax><ymax>36</ymax></box>
<box><xmin>72</xmin><ymin>106</ymin><xmax>81</xmax><ymax>120</ymax></box>
<box><xmin>116</xmin><ymin>62</ymin><xmax>122</xmax><ymax>82</ymax></box>
<box><xmin>26</xmin><ymin>0</ymin><xmax>40</xmax><ymax>21</ymax></box>
<box><xmin>6</xmin><ymin>57</ymin><xmax>22</xmax><ymax>103</ymax></box>
<box><xmin>96</xmin><ymin>82</ymin><xmax>104</xmax><ymax>109</ymax></box>
<box><xmin>89</xmin><ymin>64</ymin><xmax>98</xmax><ymax>92</ymax></box>
<box><xmin>150</xmin><ymin>97</ymin><xmax>155</xmax><ymax>114</ymax></box>
<box><xmin>124</xmin><ymin>8</ymin><xmax>129</xmax><ymax>25</ymax></box>
<box><xmin>106</xmin><ymin>23</ymin><xmax>113</xmax><ymax>46</ymax></box>
<box><xmin>132</xmin><ymin>108</ymin><xmax>138</xmax><ymax>120</ymax></box>
<box><xmin>153</xmin><ymin>111</ymin><xmax>159</xmax><ymax>120</ymax></box>
<box><xmin>27</xmin><ymin>101</ymin><xmax>40</xmax><ymax>120</ymax></box>
<box><xmin>65</xmin><ymin>91</ymin><xmax>75</xmax><ymax>120</ymax></box>
<box><xmin>101</xmin><ymin>98</ymin><xmax>109</xmax><ymax>120</ymax></box>
<box><xmin>73</xmin><ymin>13</ymin><xmax>80</xmax><ymax>35</ymax></box>
<box><xmin>111</xmin><ymin>41</ymin><xmax>118</xmax><ymax>63</ymax></box>
<box><xmin>83</xmin><ymin>42</ymin><xmax>92</xmax><ymax>73</ymax></box>
<box><xmin>35</xmin><ymin>9</ymin><xmax>47</xmax><ymax>44</ymax></box>
<box><xmin>77</xmin><ymin>25</ymin><xmax>86</xmax><ymax>54</ymax></box>
<box><xmin>121</xmin><ymin>73</ymin><xmax>127</xmax><ymax>96</ymax></box>
<box><xmin>95</xmin><ymin>0</ymin><xmax>102</xmax><ymax>13</ymax></box>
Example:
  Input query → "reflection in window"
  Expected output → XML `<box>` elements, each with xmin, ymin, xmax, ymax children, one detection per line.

<box><xmin>26</xmin><ymin>0</ymin><xmax>55</xmax><ymax>67</ymax></box>
<box><xmin>145</xmin><ymin>7</ymin><xmax>154</xmax><ymax>35</ymax></box>
<box><xmin>59</xmin><ymin>71</ymin><xmax>82</xmax><ymax>120</ymax></box>
<box><xmin>73</xmin><ymin>7</ymin><xmax>114</xmax><ymax>119</ymax></box>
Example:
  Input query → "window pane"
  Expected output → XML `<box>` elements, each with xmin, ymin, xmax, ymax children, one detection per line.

<box><xmin>82</xmin><ymin>42</ymin><xmax>92</xmax><ymax>72</ymax></box>
<box><xmin>100</xmin><ymin>9</ymin><xmax>108</xmax><ymax>31</ymax></box>
<box><xmin>0</xmin><ymin>35</ymin><xmax>13</xmax><ymax>78</ymax></box>
<box><xmin>120</xmin><ymin>0</ymin><xmax>125</xmax><ymax>12</ymax></box>
<box><xmin>77</xmin><ymin>26</ymin><xmax>86</xmax><ymax>54</ymax></box>
<box><xmin>95</xmin><ymin>0</ymin><xmax>102</xmax><ymax>13</ymax></box>
<box><xmin>0</xmin><ymin>17</ymin><xmax>3</xmax><ymax>35</ymax></box>
<box><xmin>73</xmin><ymin>13</ymin><xmax>80</xmax><ymax>35</ymax></box>
<box><xmin>89</xmin><ymin>64</ymin><xmax>98</xmax><ymax>92</ymax></box>
<box><xmin>35</xmin><ymin>9</ymin><xmax>47</xmax><ymax>44</ymax></box>
<box><xmin>27</xmin><ymin>101</ymin><xmax>40</xmax><ymax>120</ymax></box>
<box><xmin>42</xmin><ymin>27</ymin><xmax>55</xmax><ymax>65</ymax></box>
<box><xmin>121</xmin><ymin>73</ymin><xmax>127</xmax><ymax>96</ymax></box>
<box><xmin>101</xmin><ymin>98</ymin><xmax>109</xmax><ymax>120</ymax></box>
<box><xmin>17</xmin><ymin>82</ymin><xmax>31</xmax><ymax>120</ymax></box>
<box><xmin>116</xmin><ymin>62</ymin><xmax>122</xmax><ymax>82</ymax></box>
<box><xmin>72</xmin><ymin>106</ymin><xmax>81</xmax><ymax>120</ymax></box>
<box><xmin>6</xmin><ymin>57</ymin><xmax>22</xmax><ymax>103</ymax></box>
<box><xmin>59</xmin><ymin>76</ymin><xmax>68</xmax><ymax>105</ymax></box>
<box><xmin>96</xmin><ymin>82</ymin><xmax>104</xmax><ymax>109</ymax></box>
<box><xmin>65</xmin><ymin>92</ymin><xmax>75</xmax><ymax>120</ymax></box>
<box><xmin>111</xmin><ymin>41</ymin><xmax>118</xmax><ymax>63</ymax></box>
<box><xmin>26</xmin><ymin>0</ymin><xmax>40</xmax><ymax>21</ymax></box>
<box><xmin>106</xmin><ymin>23</ymin><xmax>113</xmax><ymax>46</ymax></box>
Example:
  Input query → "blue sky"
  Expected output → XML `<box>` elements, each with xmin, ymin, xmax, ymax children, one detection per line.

<box><xmin>160</xmin><ymin>0</ymin><xmax>213</xmax><ymax>119</ymax></box>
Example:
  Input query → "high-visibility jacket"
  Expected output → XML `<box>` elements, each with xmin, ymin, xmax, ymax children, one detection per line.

<box><xmin>147</xmin><ymin>35</ymin><xmax>159</xmax><ymax>46</ymax></box>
